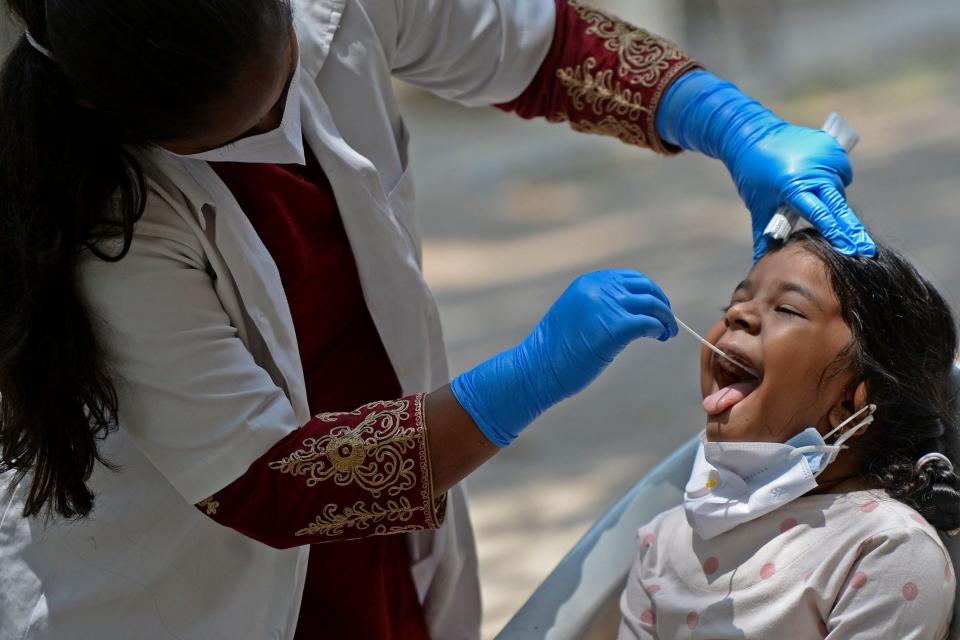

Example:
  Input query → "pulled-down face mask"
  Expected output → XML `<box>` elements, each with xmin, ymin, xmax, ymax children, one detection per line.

<box><xmin>683</xmin><ymin>404</ymin><xmax>876</xmax><ymax>540</ymax></box>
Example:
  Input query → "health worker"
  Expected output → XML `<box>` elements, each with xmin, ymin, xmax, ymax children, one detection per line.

<box><xmin>0</xmin><ymin>0</ymin><xmax>875</xmax><ymax>639</ymax></box>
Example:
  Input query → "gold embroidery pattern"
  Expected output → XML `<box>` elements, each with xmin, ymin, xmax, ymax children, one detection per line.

<box><xmin>571</xmin><ymin>1</ymin><xmax>688</xmax><ymax>87</ymax></box>
<box><xmin>268</xmin><ymin>398</ymin><xmax>418</xmax><ymax>499</ymax></box>
<box><xmin>556</xmin><ymin>58</ymin><xmax>650</xmax><ymax>122</ymax></box>
<box><xmin>294</xmin><ymin>498</ymin><xmax>420</xmax><ymax>538</ymax></box>
<box><xmin>413</xmin><ymin>393</ymin><xmax>443</xmax><ymax>529</ymax></box>
<box><xmin>275</xmin><ymin>394</ymin><xmax>445</xmax><ymax>540</ymax></box>
<box><xmin>571</xmin><ymin>114</ymin><xmax>649</xmax><ymax>148</ymax></box>
<box><xmin>557</xmin><ymin>0</ymin><xmax>700</xmax><ymax>153</ymax></box>
<box><xmin>197</xmin><ymin>498</ymin><xmax>220</xmax><ymax>515</ymax></box>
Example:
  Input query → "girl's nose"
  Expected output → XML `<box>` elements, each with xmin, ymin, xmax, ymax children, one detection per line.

<box><xmin>724</xmin><ymin>301</ymin><xmax>761</xmax><ymax>334</ymax></box>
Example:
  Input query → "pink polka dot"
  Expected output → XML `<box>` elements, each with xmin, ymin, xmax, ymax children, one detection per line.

<box><xmin>902</xmin><ymin>582</ymin><xmax>919</xmax><ymax>601</ymax></box>
<box><xmin>779</xmin><ymin>517</ymin><xmax>798</xmax><ymax>533</ymax></box>
<box><xmin>910</xmin><ymin>513</ymin><xmax>927</xmax><ymax>525</ymax></box>
<box><xmin>860</xmin><ymin>501</ymin><xmax>880</xmax><ymax>513</ymax></box>
<box><xmin>817</xmin><ymin>619</ymin><xmax>829</xmax><ymax>637</ymax></box>
<box><xmin>703</xmin><ymin>556</ymin><xmax>719</xmax><ymax>575</ymax></box>
<box><xmin>646</xmin><ymin>584</ymin><xmax>661</xmax><ymax>596</ymax></box>
<box><xmin>804</xmin><ymin>572</ymin><xmax>813</xmax><ymax>583</ymax></box>
<box><xmin>859</xmin><ymin>536</ymin><xmax>875</xmax><ymax>551</ymax></box>
<box><xmin>686</xmin><ymin>611</ymin><xmax>699</xmax><ymax>630</ymax></box>
<box><xmin>760</xmin><ymin>562</ymin><xmax>776</xmax><ymax>580</ymax></box>
<box><xmin>642</xmin><ymin>533</ymin><xmax>656</xmax><ymax>548</ymax></box>
<box><xmin>851</xmin><ymin>571</ymin><xmax>868</xmax><ymax>589</ymax></box>
<box><xmin>640</xmin><ymin>609</ymin><xmax>656</xmax><ymax>624</ymax></box>
<box><xmin>946</xmin><ymin>563</ymin><xmax>953</xmax><ymax>583</ymax></box>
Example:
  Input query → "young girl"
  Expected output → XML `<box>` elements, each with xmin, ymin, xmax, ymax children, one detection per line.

<box><xmin>620</xmin><ymin>229</ymin><xmax>959</xmax><ymax>639</ymax></box>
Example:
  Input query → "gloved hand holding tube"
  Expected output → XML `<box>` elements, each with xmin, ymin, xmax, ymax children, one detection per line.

<box><xmin>451</xmin><ymin>270</ymin><xmax>678</xmax><ymax>447</ymax></box>
<box><xmin>656</xmin><ymin>69</ymin><xmax>876</xmax><ymax>261</ymax></box>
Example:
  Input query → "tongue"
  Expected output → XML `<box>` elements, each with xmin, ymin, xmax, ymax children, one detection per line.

<box><xmin>703</xmin><ymin>381</ymin><xmax>759</xmax><ymax>416</ymax></box>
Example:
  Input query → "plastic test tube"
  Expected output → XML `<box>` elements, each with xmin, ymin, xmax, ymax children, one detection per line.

<box><xmin>762</xmin><ymin>112</ymin><xmax>860</xmax><ymax>241</ymax></box>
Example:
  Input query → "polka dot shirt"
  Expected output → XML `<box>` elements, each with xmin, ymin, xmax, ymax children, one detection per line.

<box><xmin>619</xmin><ymin>491</ymin><xmax>954</xmax><ymax>639</ymax></box>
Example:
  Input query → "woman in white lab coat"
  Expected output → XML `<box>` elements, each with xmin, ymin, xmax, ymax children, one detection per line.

<box><xmin>0</xmin><ymin>0</ymin><xmax>873</xmax><ymax>638</ymax></box>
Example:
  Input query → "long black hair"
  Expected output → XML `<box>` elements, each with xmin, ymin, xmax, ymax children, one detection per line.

<box><xmin>774</xmin><ymin>229</ymin><xmax>960</xmax><ymax>531</ymax></box>
<box><xmin>0</xmin><ymin>0</ymin><xmax>292</xmax><ymax>519</ymax></box>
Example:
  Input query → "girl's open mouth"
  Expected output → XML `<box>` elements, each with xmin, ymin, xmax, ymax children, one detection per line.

<box><xmin>703</xmin><ymin>352</ymin><xmax>761</xmax><ymax>416</ymax></box>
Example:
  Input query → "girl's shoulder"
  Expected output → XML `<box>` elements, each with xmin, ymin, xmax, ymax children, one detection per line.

<box><xmin>813</xmin><ymin>489</ymin><xmax>945</xmax><ymax>539</ymax></box>
<box><xmin>784</xmin><ymin>490</ymin><xmax>953</xmax><ymax>585</ymax></box>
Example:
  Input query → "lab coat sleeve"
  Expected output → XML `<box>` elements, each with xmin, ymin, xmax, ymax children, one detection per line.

<box><xmin>365</xmin><ymin>0</ymin><xmax>556</xmax><ymax>107</ymax></box>
<box><xmin>78</xmin><ymin>194</ymin><xmax>306</xmax><ymax>504</ymax></box>
<box><xmin>496</xmin><ymin>0</ymin><xmax>700</xmax><ymax>154</ymax></box>
<box><xmin>197</xmin><ymin>394</ymin><xmax>446</xmax><ymax>548</ymax></box>
<box><xmin>823</xmin><ymin>527</ymin><xmax>954</xmax><ymax>639</ymax></box>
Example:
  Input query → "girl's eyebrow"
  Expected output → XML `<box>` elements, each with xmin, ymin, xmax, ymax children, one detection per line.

<box><xmin>731</xmin><ymin>278</ymin><xmax>824</xmax><ymax>311</ymax></box>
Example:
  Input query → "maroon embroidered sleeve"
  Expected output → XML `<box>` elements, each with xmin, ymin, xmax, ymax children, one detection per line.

<box><xmin>496</xmin><ymin>0</ymin><xmax>700</xmax><ymax>154</ymax></box>
<box><xmin>195</xmin><ymin>394</ymin><xmax>446</xmax><ymax>548</ymax></box>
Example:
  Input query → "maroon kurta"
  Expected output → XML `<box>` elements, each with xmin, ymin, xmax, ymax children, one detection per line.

<box><xmin>207</xmin><ymin>151</ymin><xmax>435</xmax><ymax>640</ymax></box>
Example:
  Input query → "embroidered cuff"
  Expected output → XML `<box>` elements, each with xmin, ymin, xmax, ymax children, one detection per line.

<box><xmin>197</xmin><ymin>394</ymin><xmax>446</xmax><ymax>547</ymax></box>
<box><xmin>497</xmin><ymin>0</ymin><xmax>701</xmax><ymax>154</ymax></box>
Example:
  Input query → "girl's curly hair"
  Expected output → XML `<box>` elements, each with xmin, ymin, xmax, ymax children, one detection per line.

<box><xmin>772</xmin><ymin>229</ymin><xmax>960</xmax><ymax>532</ymax></box>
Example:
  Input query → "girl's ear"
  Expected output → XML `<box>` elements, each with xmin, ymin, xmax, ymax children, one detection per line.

<box><xmin>853</xmin><ymin>382</ymin><xmax>870</xmax><ymax>411</ymax></box>
<box><xmin>828</xmin><ymin>382</ymin><xmax>871</xmax><ymax>436</ymax></box>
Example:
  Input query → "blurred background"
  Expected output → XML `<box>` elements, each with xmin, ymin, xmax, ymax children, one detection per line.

<box><xmin>393</xmin><ymin>0</ymin><xmax>960</xmax><ymax>636</ymax></box>
<box><xmin>4</xmin><ymin>1</ymin><xmax>959</xmax><ymax>637</ymax></box>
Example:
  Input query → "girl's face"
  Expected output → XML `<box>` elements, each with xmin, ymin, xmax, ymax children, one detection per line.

<box><xmin>700</xmin><ymin>245</ymin><xmax>857</xmax><ymax>443</ymax></box>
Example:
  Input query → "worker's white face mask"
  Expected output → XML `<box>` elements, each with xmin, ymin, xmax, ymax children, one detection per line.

<box><xmin>164</xmin><ymin>60</ymin><xmax>305</xmax><ymax>165</ymax></box>
<box><xmin>683</xmin><ymin>404</ymin><xmax>876</xmax><ymax>540</ymax></box>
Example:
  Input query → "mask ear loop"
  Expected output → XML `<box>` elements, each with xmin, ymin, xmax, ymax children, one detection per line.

<box><xmin>789</xmin><ymin>404</ymin><xmax>878</xmax><ymax>476</ymax></box>
<box><xmin>824</xmin><ymin>403</ymin><xmax>877</xmax><ymax>445</ymax></box>
<box><xmin>821</xmin><ymin>403</ymin><xmax>877</xmax><ymax>466</ymax></box>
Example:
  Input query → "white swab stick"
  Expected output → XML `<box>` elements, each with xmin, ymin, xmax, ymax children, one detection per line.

<box><xmin>675</xmin><ymin>317</ymin><xmax>759</xmax><ymax>378</ymax></box>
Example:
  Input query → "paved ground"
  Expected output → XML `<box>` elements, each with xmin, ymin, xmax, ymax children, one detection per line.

<box><xmin>399</xmin><ymin>61</ymin><xmax>960</xmax><ymax>638</ymax></box>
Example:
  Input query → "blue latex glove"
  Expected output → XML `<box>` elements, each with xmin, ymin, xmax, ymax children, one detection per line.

<box><xmin>451</xmin><ymin>270</ymin><xmax>678</xmax><ymax>447</ymax></box>
<box><xmin>657</xmin><ymin>70</ymin><xmax>876</xmax><ymax>261</ymax></box>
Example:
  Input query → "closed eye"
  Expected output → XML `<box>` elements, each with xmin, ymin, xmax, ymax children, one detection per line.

<box><xmin>776</xmin><ymin>305</ymin><xmax>806</xmax><ymax>319</ymax></box>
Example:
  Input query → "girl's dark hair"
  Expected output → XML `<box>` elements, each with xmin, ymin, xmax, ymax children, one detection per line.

<box><xmin>0</xmin><ymin>0</ymin><xmax>292</xmax><ymax>519</ymax></box>
<box><xmin>775</xmin><ymin>229</ymin><xmax>960</xmax><ymax>532</ymax></box>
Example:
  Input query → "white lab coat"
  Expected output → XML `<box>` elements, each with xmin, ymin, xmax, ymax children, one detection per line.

<box><xmin>0</xmin><ymin>0</ymin><xmax>555</xmax><ymax>638</ymax></box>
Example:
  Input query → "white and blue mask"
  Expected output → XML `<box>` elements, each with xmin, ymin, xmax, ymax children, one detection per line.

<box><xmin>683</xmin><ymin>404</ymin><xmax>876</xmax><ymax>540</ymax></box>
